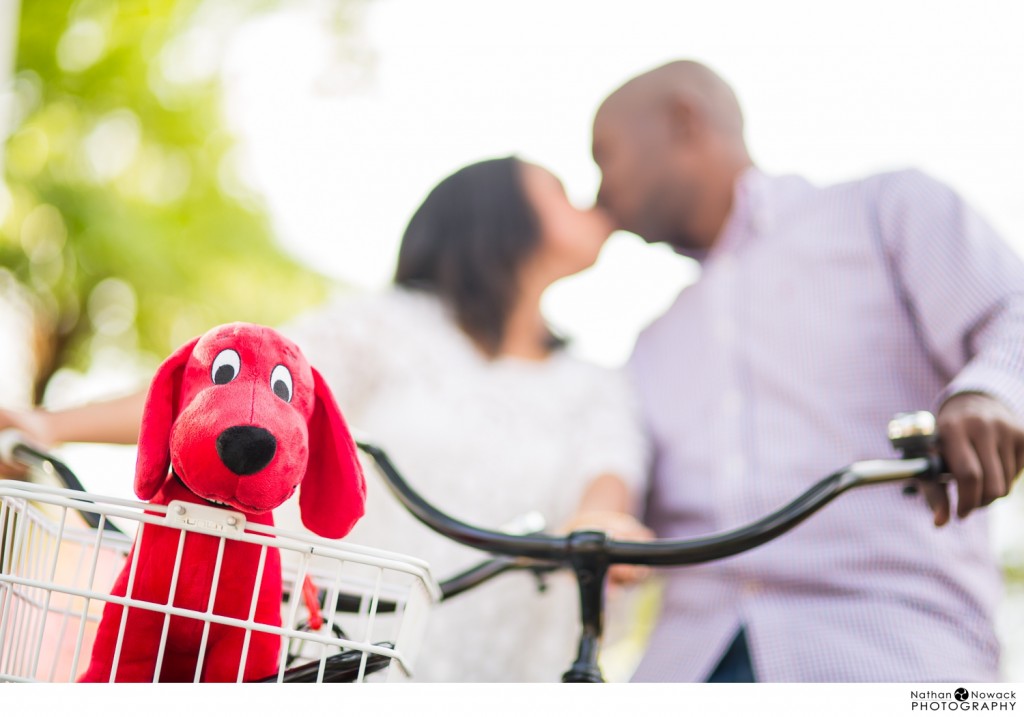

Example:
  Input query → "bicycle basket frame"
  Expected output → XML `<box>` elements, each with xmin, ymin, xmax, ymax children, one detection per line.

<box><xmin>0</xmin><ymin>480</ymin><xmax>439</xmax><ymax>683</ymax></box>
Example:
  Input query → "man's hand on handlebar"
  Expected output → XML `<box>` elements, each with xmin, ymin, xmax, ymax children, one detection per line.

<box><xmin>933</xmin><ymin>392</ymin><xmax>1024</xmax><ymax>527</ymax></box>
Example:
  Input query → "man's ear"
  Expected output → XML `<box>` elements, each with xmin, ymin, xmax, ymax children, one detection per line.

<box><xmin>665</xmin><ymin>94</ymin><xmax>696</xmax><ymax>143</ymax></box>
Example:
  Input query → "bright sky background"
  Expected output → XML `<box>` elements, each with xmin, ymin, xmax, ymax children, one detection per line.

<box><xmin>221</xmin><ymin>0</ymin><xmax>1024</xmax><ymax>368</ymax></box>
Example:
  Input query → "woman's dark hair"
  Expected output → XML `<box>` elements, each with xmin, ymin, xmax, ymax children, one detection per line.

<box><xmin>395</xmin><ymin>156</ymin><xmax>560</xmax><ymax>356</ymax></box>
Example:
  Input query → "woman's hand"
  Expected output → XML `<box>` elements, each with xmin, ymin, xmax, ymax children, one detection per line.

<box><xmin>0</xmin><ymin>408</ymin><xmax>57</xmax><ymax>477</ymax></box>
<box><xmin>0</xmin><ymin>391</ymin><xmax>145</xmax><ymax>478</ymax></box>
<box><xmin>561</xmin><ymin>509</ymin><xmax>655</xmax><ymax>585</ymax></box>
<box><xmin>569</xmin><ymin>472</ymin><xmax>654</xmax><ymax>585</ymax></box>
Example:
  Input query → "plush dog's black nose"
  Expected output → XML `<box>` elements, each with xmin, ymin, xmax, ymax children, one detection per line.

<box><xmin>216</xmin><ymin>426</ymin><xmax>277</xmax><ymax>476</ymax></box>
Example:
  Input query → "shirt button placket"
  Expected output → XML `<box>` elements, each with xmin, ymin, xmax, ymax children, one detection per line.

<box><xmin>713</xmin><ymin>252</ymin><xmax>746</xmax><ymax>526</ymax></box>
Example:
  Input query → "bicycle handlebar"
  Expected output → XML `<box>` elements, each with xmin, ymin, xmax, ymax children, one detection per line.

<box><xmin>358</xmin><ymin>429</ymin><xmax>948</xmax><ymax>683</ymax></box>
<box><xmin>1</xmin><ymin>430</ymin><xmax>125</xmax><ymax>534</ymax></box>
<box><xmin>356</xmin><ymin>442</ymin><xmax>946</xmax><ymax>568</ymax></box>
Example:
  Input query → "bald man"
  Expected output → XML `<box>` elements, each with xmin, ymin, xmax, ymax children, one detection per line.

<box><xmin>594</xmin><ymin>61</ymin><xmax>1024</xmax><ymax>682</ymax></box>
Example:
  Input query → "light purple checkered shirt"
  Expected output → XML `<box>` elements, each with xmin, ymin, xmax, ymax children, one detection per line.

<box><xmin>628</xmin><ymin>167</ymin><xmax>1024</xmax><ymax>682</ymax></box>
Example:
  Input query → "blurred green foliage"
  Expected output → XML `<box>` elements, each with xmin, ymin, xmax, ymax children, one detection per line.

<box><xmin>1</xmin><ymin>0</ymin><xmax>333</xmax><ymax>401</ymax></box>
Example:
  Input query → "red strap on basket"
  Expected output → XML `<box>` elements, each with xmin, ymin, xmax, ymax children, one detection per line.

<box><xmin>301</xmin><ymin>575</ymin><xmax>324</xmax><ymax>630</ymax></box>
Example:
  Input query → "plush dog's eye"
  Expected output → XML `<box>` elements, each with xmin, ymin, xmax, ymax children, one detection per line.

<box><xmin>271</xmin><ymin>364</ymin><xmax>293</xmax><ymax>402</ymax></box>
<box><xmin>211</xmin><ymin>349</ymin><xmax>241</xmax><ymax>385</ymax></box>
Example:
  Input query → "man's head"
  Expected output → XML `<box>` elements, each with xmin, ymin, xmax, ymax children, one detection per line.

<box><xmin>592</xmin><ymin>60</ymin><xmax>751</xmax><ymax>253</ymax></box>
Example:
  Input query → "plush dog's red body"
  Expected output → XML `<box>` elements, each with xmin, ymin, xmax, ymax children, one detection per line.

<box><xmin>78</xmin><ymin>323</ymin><xmax>366</xmax><ymax>682</ymax></box>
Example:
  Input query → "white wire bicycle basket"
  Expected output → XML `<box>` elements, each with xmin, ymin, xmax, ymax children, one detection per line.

<box><xmin>0</xmin><ymin>480</ymin><xmax>439</xmax><ymax>683</ymax></box>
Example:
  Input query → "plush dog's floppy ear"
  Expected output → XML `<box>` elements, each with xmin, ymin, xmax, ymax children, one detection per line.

<box><xmin>134</xmin><ymin>337</ymin><xmax>199</xmax><ymax>500</ymax></box>
<box><xmin>299</xmin><ymin>367</ymin><xmax>367</xmax><ymax>539</ymax></box>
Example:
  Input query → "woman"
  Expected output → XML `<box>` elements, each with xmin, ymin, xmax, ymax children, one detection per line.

<box><xmin>0</xmin><ymin>157</ymin><xmax>650</xmax><ymax>681</ymax></box>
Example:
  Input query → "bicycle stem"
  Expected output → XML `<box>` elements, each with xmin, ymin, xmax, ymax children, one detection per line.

<box><xmin>562</xmin><ymin>530</ymin><xmax>611</xmax><ymax>683</ymax></box>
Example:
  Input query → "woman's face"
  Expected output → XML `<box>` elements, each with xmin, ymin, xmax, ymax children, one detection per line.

<box><xmin>519</xmin><ymin>163</ymin><xmax>613</xmax><ymax>280</ymax></box>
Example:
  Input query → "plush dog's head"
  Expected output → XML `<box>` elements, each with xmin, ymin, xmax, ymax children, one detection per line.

<box><xmin>135</xmin><ymin>323</ymin><xmax>366</xmax><ymax>539</ymax></box>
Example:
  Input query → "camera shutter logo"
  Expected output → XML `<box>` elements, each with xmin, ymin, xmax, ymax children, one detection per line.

<box><xmin>954</xmin><ymin>688</ymin><xmax>969</xmax><ymax>702</ymax></box>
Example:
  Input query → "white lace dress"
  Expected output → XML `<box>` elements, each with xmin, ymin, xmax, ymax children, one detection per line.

<box><xmin>281</xmin><ymin>288</ymin><xmax>648</xmax><ymax>682</ymax></box>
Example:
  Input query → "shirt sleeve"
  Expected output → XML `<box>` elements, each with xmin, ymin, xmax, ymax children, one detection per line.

<box><xmin>278</xmin><ymin>293</ymin><xmax>387</xmax><ymax>419</ymax></box>
<box><xmin>877</xmin><ymin>169</ymin><xmax>1024</xmax><ymax>418</ymax></box>
<box><xmin>571</xmin><ymin>365</ymin><xmax>652</xmax><ymax>512</ymax></box>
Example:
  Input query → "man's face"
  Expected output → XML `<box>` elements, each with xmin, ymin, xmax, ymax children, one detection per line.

<box><xmin>592</xmin><ymin>104</ymin><xmax>681</xmax><ymax>247</ymax></box>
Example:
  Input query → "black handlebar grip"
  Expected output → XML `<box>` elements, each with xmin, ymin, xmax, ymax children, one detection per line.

<box><xmin>902</xmin><ymin>453</ymin><xmax>949</xmax><ymax>496</ymax></box>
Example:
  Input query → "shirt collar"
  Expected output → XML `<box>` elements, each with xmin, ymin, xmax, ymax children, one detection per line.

<box><xmin>686</xmin><ymin>165</ymin><xmax>773</xmax><ymax>263</ymax></box>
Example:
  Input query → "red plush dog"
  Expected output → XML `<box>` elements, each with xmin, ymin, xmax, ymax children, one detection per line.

<box><xmin>78</xmin><ymin>323</ymin><xmax>366</xmax><ymax>682</ymax></box>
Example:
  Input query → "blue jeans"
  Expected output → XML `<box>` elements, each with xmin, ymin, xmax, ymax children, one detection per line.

<box><xmin>706</xmin><ymin>628</ymin><xmax>756</xmax><ymax>682</ymax></box>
